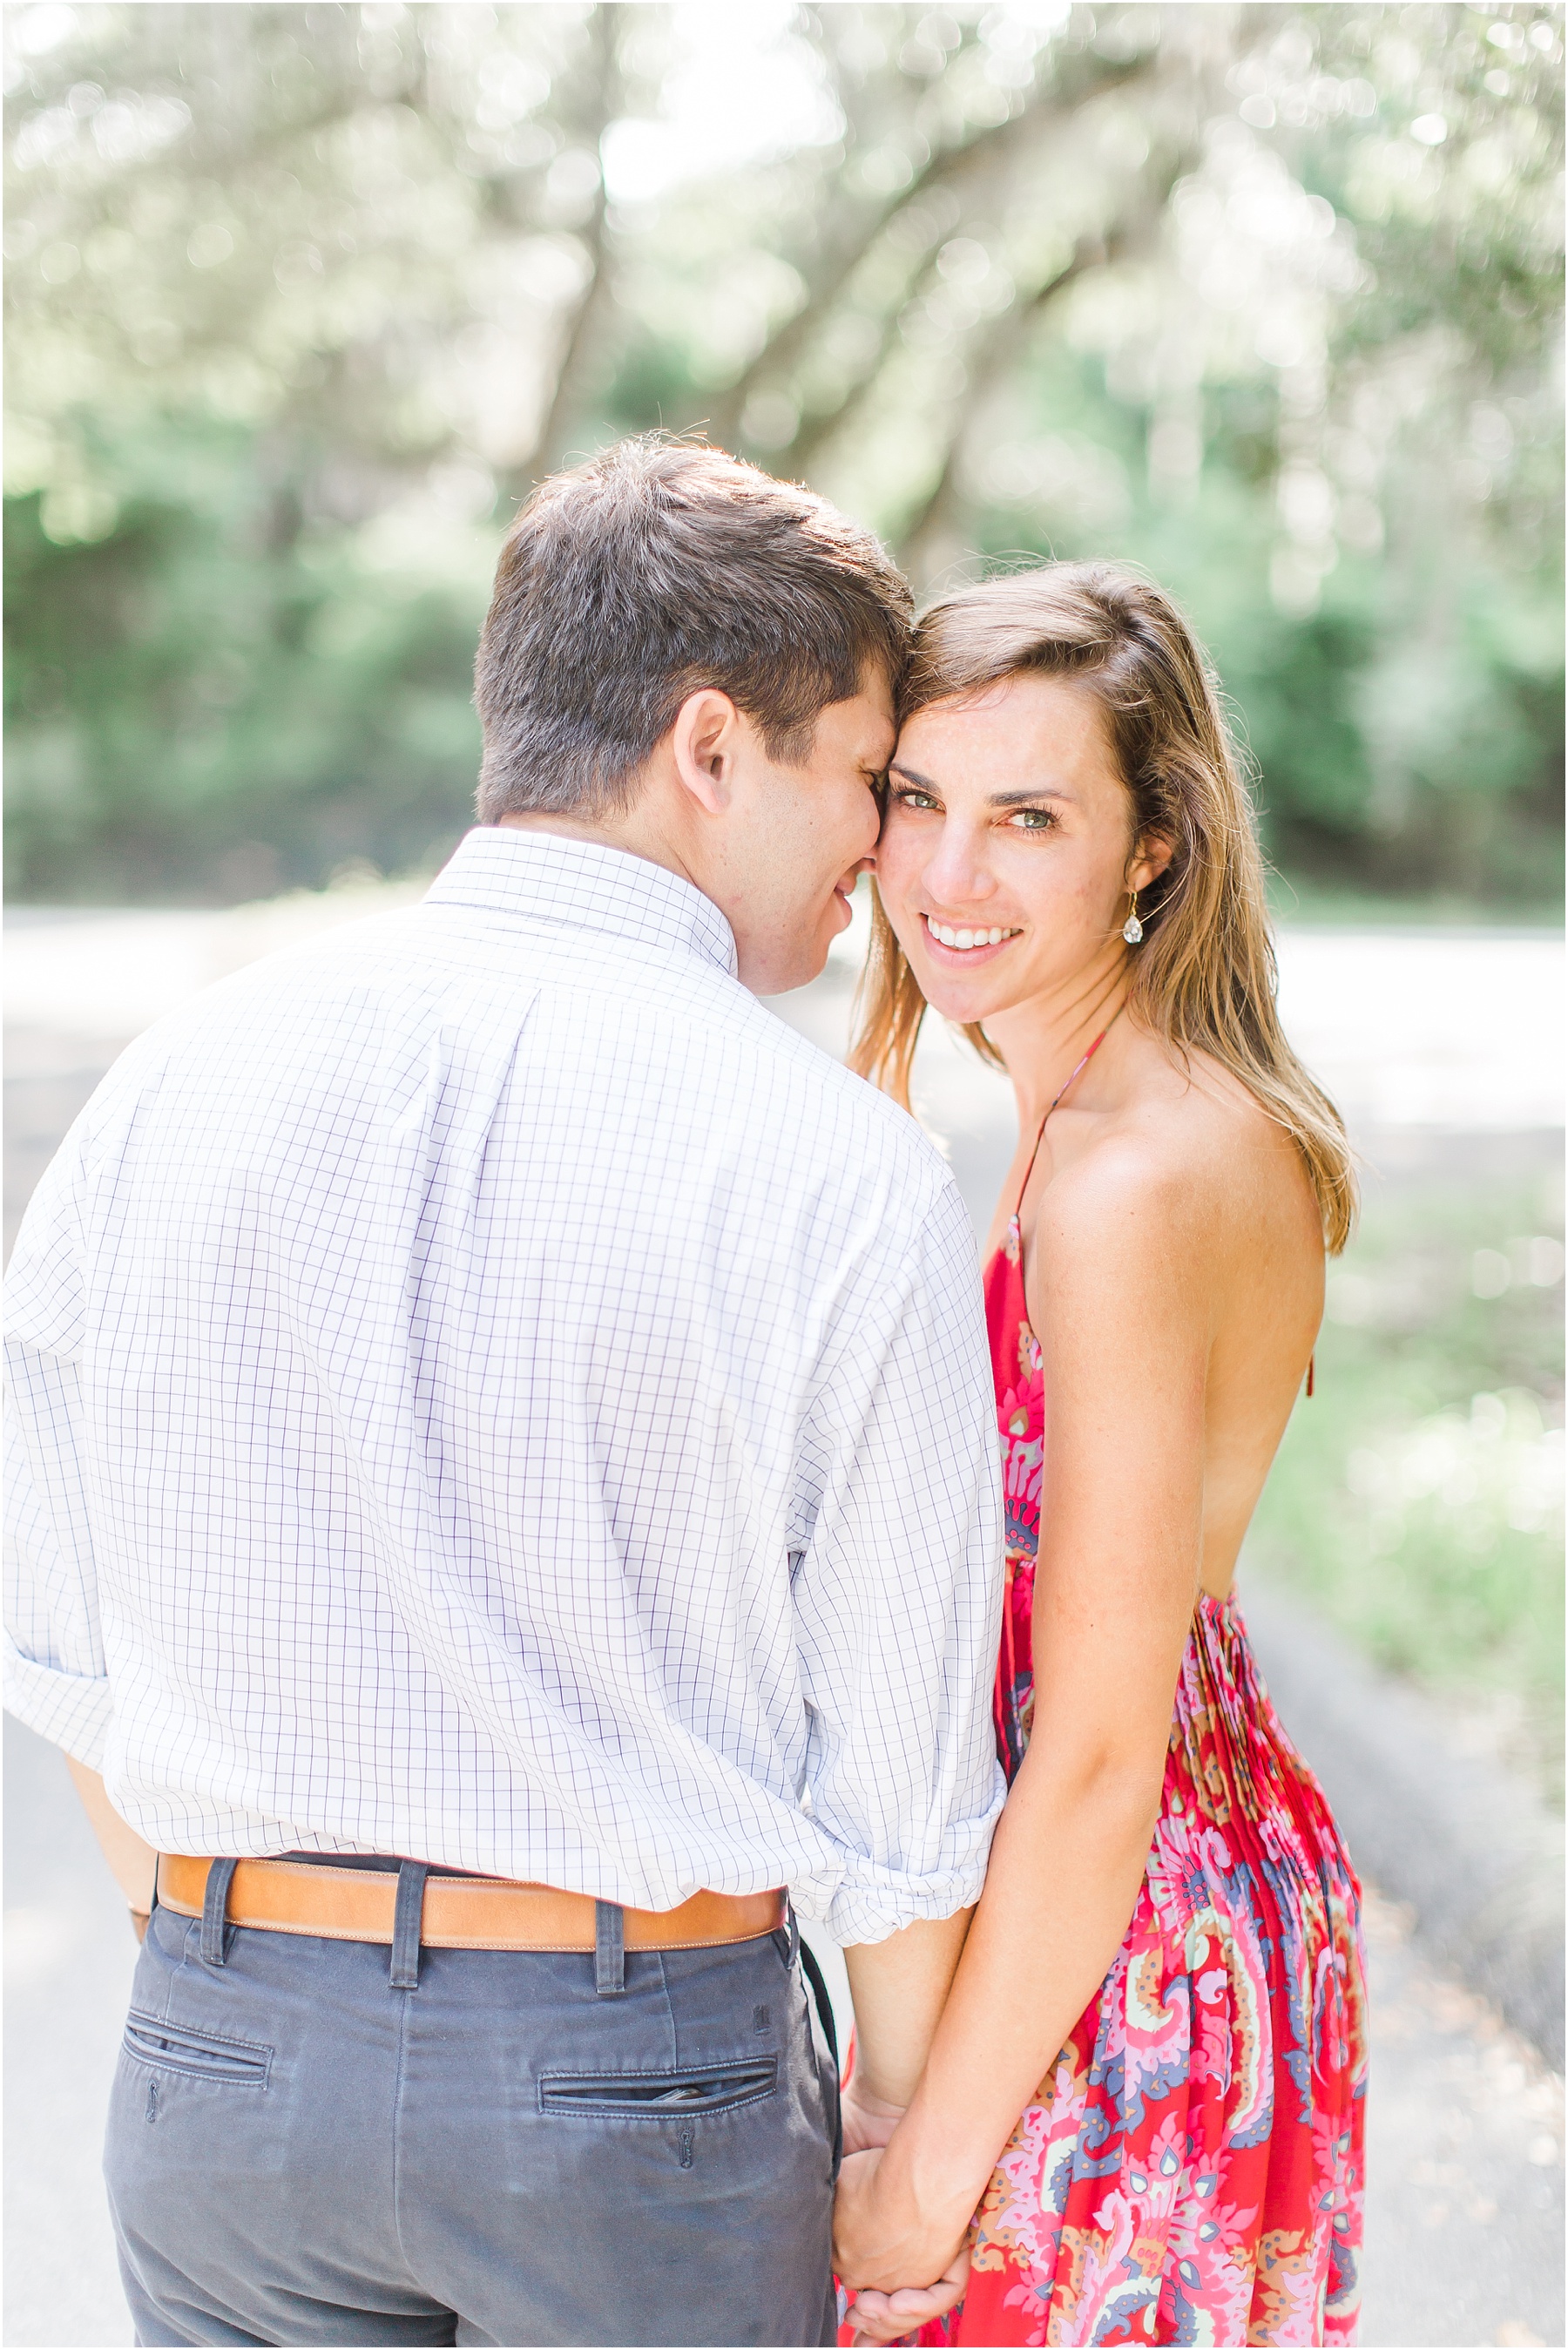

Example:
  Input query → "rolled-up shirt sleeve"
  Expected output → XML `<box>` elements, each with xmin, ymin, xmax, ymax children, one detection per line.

<box><xmin>4</xmin><ymin>1141</ymin><xmax>114</xmax><ymax>1768</ymax></box>
<box><xmin>789</xmin><ymin>1180</ymin><xmax>1006</xmax><ymax>1945</ymax></box>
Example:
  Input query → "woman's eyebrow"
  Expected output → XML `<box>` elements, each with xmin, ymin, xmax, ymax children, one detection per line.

<box><xmin>889</xmin><ymin>762</ymin><xmax>1076</xmax><ymax>807</ymax></box>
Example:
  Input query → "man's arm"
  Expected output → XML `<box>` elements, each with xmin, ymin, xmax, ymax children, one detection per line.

<box><xmin>8</xmin><ymin>1141</ymin><xmax>152</xmax><ymax>1935</ymax></box>
<box><xmin>66</xmin><ymin>1757</ymin><xmax>158</xmax><ymax>1935</ymax></box>
<box><xmin>787</xmin><ymin>1182</ymin><xmax>1004</xmax><ymax>1947</ymax></box>
<box><xmin>785</xmin><ymin>1173</ymin><xmax>1002</xmax><ymax>2239</ymax></box>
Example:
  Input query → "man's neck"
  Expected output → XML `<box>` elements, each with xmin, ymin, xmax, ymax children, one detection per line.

<box><xmin>494</xmin><ymin>810</ymin><xmax>702</xmax><ymax>898</ymax></box>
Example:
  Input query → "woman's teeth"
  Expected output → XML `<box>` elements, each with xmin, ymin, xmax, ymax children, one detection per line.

<box><xmin>925</xmin><ymin>918</ymin><xmax>1018</xmax><ymax>952</ymax></box>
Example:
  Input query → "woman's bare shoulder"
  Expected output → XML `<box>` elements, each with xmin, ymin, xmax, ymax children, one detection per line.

<box><xmin>1038</xmin><ymin>1046</ymin><xmax>1315</xmax><ymax>1275</ymax></box>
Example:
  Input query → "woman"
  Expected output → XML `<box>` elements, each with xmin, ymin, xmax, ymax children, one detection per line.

<box><xmin>834</xmin><ymin>565</ymin><xmax>1366</xmax><ymax>2348</ymax></box>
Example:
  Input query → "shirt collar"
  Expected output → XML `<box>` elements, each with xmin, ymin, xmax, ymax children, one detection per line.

<box><xmin>423</xmin><ymin>827</ymin><xmax>739</xmax><ymax>979</ymax></box>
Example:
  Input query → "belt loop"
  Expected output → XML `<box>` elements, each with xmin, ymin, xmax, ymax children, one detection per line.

<box><xmin>784</xmin><ymin>1895</ymin><xmax>801</xmax><ymax>1969</ymax></box>
<box><xmin>594</xmin><ymin>1900</ymin><xmax>625</xmax><ymax>1996</ymax></box>
<box><xmin>390</xmin><ymin>1861</ymin><xmax>429</xmax><ymax>1991</ymax></box>
<box><xmin>200</xmin><ymin>1858</ymin><xmax>239</xmax><ymax>1967</ymax></box>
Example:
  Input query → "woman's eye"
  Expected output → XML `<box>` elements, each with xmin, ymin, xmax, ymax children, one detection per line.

<box><xmin>1007</xmin><ymin>807</ymin><xmax>1056</xmax><ymax>831</ymax></box>
<box><xmin>894</xmin><ymin>789</ymin><xmax>940</xmax><ymax>811</ymax></box>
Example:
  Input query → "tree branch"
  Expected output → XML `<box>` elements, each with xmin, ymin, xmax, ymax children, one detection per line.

<box><xmin>896</xmin><ymin>235</ymin><xmax>1117</xmax><ymax>578</ymax></box>
<box><xmin>505</xmin><ymin>2</ymin><xmax>625</xmax><ymax>493</ymax></box>
<box><xmin>787</xmin><ymin>240</ymin><xmax>945</xmax><ymax>474</ymax></box>
<box><xmin>895</xmin><ymin>123</ymin><xmax>1198</xmax><ymax>585</ymax></box>
<box><xmin>704</xmin><ymin>47</ymin><xmax>1154</xmax><ymax>453</ymax></box>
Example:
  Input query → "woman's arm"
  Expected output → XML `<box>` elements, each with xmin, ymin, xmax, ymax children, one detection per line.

<box><xmin>66</xmin><ymin>1757</ymin><xmax>159</xmax><ymax>1935</ymax></box>
<box><xmin>835</xmin><ymin>1153</ymin><xmax>1213</xmax><ymax>2303</ymax></box>
<box><xmin>841</xmin><ymin>1910</ymin><xmax>973</xmax><ymax>2149</ymax></box>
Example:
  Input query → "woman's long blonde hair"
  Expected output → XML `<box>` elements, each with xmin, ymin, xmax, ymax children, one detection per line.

<box><xmin>849</xmin><ymin>562</ymin><xmax>1356</xmax><ymax>1252</ymax></box>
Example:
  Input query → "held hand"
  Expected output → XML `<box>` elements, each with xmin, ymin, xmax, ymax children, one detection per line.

<box><xmin>840</xmin><ymin>2078</ymin><xmax>907</xmax><ymax>2157</ymax></box>
<box><xmin>844</xmin><ymin>2252</ymin><xmax>970</xmax><ymax>2347</ymax></box>
<box><xmin>833</xmin><ymin>2146</ymin><xmax>971</xmax><ymax>2305</ymax></box>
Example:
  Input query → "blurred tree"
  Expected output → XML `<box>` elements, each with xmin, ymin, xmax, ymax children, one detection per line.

<box><xmin>4</xmin><ymin>0</ymin><xmax>1562</xmax><ymax>903</ymax></box>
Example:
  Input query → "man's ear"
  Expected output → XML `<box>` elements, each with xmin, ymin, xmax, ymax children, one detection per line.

<box><xmin>669</xmin><ymin>688</ymin><xmax>745</xmax><ymax>816</ymax></box>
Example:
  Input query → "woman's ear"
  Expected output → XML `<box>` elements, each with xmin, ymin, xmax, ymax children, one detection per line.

<box><xmin>1129</xmin><ymin>833</ymin><xmax>1175</xmax><ymax>892</ymax></box>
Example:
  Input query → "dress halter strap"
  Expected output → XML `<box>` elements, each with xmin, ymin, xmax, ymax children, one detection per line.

<box><xmin>1004</xmin><ymin>1008</ymin><xmax>1122</xmax><ymax>1265</ymax></box>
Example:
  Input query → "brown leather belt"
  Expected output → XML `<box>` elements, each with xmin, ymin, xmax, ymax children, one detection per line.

<box><xmin>156</xmin><ymin>1854</ymin><xmax>786</xmax><ymax>1954</ymax></box>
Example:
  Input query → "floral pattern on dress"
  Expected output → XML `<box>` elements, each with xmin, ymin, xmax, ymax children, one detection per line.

<box><xmin>942</xmin><ymin>1245</ymin><xmax>1367</xmax><ymax>2348</ymax></box>
<box><xmin>994</xmin><ymin>1327</ymin><xmax>1044</xmax><ymax>1776</ymax></box>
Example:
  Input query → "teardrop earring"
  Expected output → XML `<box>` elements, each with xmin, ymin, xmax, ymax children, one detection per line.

<box><xmin>1121</xmin><ymin>892</ymin><xmax>1144</xmax><ymax>945</ymax></box>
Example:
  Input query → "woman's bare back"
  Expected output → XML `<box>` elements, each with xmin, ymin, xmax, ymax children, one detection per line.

<box><xmin>991</xmin><ymin>1021</ymin><xmax>1324</xmax><ymax>1602</ymax></box>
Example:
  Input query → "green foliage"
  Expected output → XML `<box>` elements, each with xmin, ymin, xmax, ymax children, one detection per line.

<box><xmin>1249</xmin><ymin>1161</ymin><xmax>1566</xmax><ymax>1798</ymax></box>
<box><xmin>955</xmin><ymin>365</ymin><xmax>1565</xmax><ymax>898</ymax></box>
<box><xmin>3</xmin><ymin>1</ymin><xmax>1562</xmax><ymax>903</ymax></box>
<box><xmin>5</xmin><ymin>416</ymin><xmax>483</xmax><ymax>897</ymax></box>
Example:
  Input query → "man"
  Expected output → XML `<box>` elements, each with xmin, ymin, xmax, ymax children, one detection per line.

<box><xmin>5</xmin><ymin>438</ymin><xmax>1004</xmax><ymax>2348</ymax></box>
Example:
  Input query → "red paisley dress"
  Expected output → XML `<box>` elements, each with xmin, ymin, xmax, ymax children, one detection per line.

<box><xmin>937</xmin><ymin>1234</ymin><xmax>1368</xmax><ymax>2347</ymax></box>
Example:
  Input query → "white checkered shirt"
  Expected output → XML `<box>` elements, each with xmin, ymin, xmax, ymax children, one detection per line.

<box><xmin>6</xmin><ymin>829</ymin><xmax>1004</xmax><ymax>1940</ymax></box>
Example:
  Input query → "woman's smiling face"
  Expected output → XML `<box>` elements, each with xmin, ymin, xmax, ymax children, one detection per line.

<box><xmin>875</xmin><ymin>670</ymin><xmax>1166</xmax><ymax>1026</ymax></box>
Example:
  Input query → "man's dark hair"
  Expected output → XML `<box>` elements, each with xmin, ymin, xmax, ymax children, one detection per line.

<box><xmin>474</xmin><ymin>437</ymin><xmax>912</xmax><ymax>821</ymax></box>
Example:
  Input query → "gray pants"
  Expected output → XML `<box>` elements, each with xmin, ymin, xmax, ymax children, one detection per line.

<box><xmin>105</xmin><ymin>1866</ymin><xmax>841</xmax><ymax>2347</ymax></box>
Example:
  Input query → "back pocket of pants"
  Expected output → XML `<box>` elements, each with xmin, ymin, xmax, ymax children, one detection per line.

<box><xmin>122</xmin><ymin>2012</ymin><xmax>273</xmax><ymax>2089</ymax></box>
<box><xmin>539</xmin><ymin>2055</ymin><xmax>776</xmax><ymax>2118</ymax></box>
